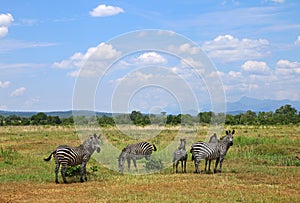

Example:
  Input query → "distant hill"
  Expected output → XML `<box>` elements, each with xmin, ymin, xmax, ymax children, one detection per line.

<box><xmin>227</xmin><ymin>96</ymin><xmax>300</xmax><ymax>114</ymax></box>
<box><xmin>0</xmin><ymin>110</ymin><xmax>112</xmax><ymax>118</ymax></box>
<box><xmin>1</xmin><ymin>97</ymin><xmax>300</xmax><ymax>117</ymax></box>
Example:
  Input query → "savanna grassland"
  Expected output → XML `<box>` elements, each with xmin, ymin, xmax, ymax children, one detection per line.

<box><xmin>0</xmin><ymin>125</ymin><xmax>300</xmax><ymax>202</ymax></box>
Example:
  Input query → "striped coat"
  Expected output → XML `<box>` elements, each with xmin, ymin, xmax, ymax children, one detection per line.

<box><xmin>190</xmin><ymin>130</ymin><xmax>234</xmax><ymax>173</ymax></box>
<box><xmin>44</xmin><ymin>134</ymin><xmax>101</xmax><ymax>183</ymax></box>
<box><xmin>118</xmin><ymin>142</ymin><xmax>157</xmax><ymax>173</ymax></box>
<box><xmin>173</xmin><ymin>138</ymin><xmax>188</xmax><ymax>173</ymax></box>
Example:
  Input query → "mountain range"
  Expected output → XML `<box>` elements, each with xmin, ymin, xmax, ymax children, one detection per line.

<box><xmin>227</xmin><ymin>96</ymin><xmax>300</xmax><ymax>114</ymax></box>
<box><xmin>1</xmin><ymin>97</ymin><xmax>300</xmax><ymax>117</ymax></box>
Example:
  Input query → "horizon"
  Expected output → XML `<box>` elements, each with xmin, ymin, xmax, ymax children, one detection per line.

<box><xmin>1</xmin><ymin>1</ymin><xmax>300</xmax><ymax>113</ymax></box>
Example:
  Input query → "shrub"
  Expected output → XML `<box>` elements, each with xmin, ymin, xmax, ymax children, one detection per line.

<box><xmin>145</xmin><ymin>159</ymin><xmax>163</xmax><ymax>172</ymax></box>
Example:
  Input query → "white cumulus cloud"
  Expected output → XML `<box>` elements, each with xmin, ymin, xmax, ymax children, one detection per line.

<box><xmin>90</xmin><ymin>4</ymin><xmax>124</xmax><ymax>17</ymax></box>
<box><xmin>0</xmin><ymin>80</ymin><xmax>11</xmax><ymax>88</ymax></box>
<box><xmin>202</xmin><ymin>35</ymin><xmax>270</xmax><ymax>62</ymax></box>
<box><xmin>241</xmin><ymin>60</ymin><xmax>271</xmax><ymax>75</ymax></box>
<box><xmin>135</xmin><ymin>52</ymin><xmax>167</xmax><ymax>65</ymax></box>
<box><xmin>10</xmin><ymin>87</ymin><xmax>26</xmax><ymax>97</ymax></box>
<box><xmin>0</xmin><ymin>13</ymin><xmax>14</xmax><ymax>38</ymax></box>
<box><xmin>276</xmin><ymin>59</ymin><xmax>300</xmax><ymax>75</ymax></box>
<box><xmin>53</xmin><ymin>43</ymin><xmax>122</xmax><ymax>77</ymax></box>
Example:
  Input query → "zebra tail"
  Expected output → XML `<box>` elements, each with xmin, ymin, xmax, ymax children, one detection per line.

<box><xmin>44</xmin><ymin>150</ymin><xmax>55</xmax><ymax>161</ymax></box>
<box><xmin>190</xmin><ymin>148</ymin><xmax>194</xmax><ymax>161</ymax></box>
<box><xmin>152</xmin><ymin>144</ymin><xmax>157</xmax><ymax>151</ymax></box>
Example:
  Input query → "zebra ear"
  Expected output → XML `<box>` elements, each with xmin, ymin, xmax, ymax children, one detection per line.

<box><xmin>226</xmin><ymin>131</ymin><xmax>229</xmax><ymax>135</ymax></box>
<box><xmin>232</xmin><ymin>130</ymin><xmax>235</xmax><ymax>135</ymax></box>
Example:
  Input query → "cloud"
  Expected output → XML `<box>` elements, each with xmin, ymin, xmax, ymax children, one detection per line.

<box><xmin>295</xmin><ymin>36</ymin><xmax>300</xmax><ymax>45</ymax></box>
<box><xmin>10</xmin><ymin>87</ymin><xmax>26</xmax><ymax>97</ymax></box>
<box><xmin>135</xmin><ymin>52</ymin><xmax>167</xmax><ymax>65</ymax></box>
<box><xmin>202</xmin><ymin>35</ymin><xmax>270</xmax><ymax>62</ymax></box>
<box><xmin>90</xmin><ymin>4</ymin><xmax>124</xmax><ymax>17</ymax></box>
<box><xmin>270</xmin><ymin>0</ymin><xmax>285</xmax><ymax>3</ymax></box>
<box><xmin>276</xmin><ymin>59</ymin><xmax>300</xmax><ymax>75</ymax></box>
<box><xmin>0</xmin><ymin>80</ymin><xmax>11</xmax><ymax>88</ymax></box>
<box><xmin>53</xmin><ymin>43</ymin><xmax>122</xmax><ymax>77</ymax></box>
<box><xmin>241</xmin><ymin>60</ymin><xmax>271</xmax><ymax>75</ymax></box>
<box><xmin>168</xmin><ymin>43</ymin><xmax>200</xmax><ymax>55</ymax></box>
<box><xmin>0</xmin><ymin>13</ymin><xmax>14</xmax><ymax>38</ymax></box>
<box><xmin>220</xmin><ymin>59</ymin><xmax>300</xmax><ymax>101</ymax></box>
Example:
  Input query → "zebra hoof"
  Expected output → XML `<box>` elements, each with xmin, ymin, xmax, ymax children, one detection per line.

<box><xmin>55</xmin><ymin>180</ymin><xmax>59</xmax><ymax>184</ymax></box>
<box><xmin>80</xmin><ymin>178</ymin><xmax>84</xmax><ymax>183</ymax></box>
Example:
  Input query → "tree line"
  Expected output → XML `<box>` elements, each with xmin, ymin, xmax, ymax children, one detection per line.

<box><xmin>1</xmin><ymin>105</ymin><xmax>300</xmax><ymax>126</ymax></box>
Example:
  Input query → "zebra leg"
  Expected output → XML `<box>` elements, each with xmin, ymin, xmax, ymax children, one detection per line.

<box><xmin>132</xmin><ymin>158</ymin><xmax>138</xmax><ymax>172</ymax></box>
<box><xmin>183</xmin><ymin>160</ymin><xmax>187</xmax><ymax>173</ymax></box>
<box><xmin>80</xmin><ymin>162</ymin><xmax>87</xmax><ymax>182</ymax></box>
<box><xmin>181</xmin><ymin>160</ymin><xmax>184</xmax><ymax>173</ymax></box>
<box><xmin>194</xmin><ymin>158</ymin><xmax>200</xmax><ymax>173</ymax></box>
<box><xmin>55</xmin><ymin>163</ymin><xmax>60</xmax><ymax>184</ymax></box>
<box><xmin>175</xmin><ymin>161</ymin><xmax>179</xmax><ymax>173</ymax></box>
<box><xmin>208</xmin><ymin>160</ymin><xmax>212</xmax><ymax>173</ymax></box>
<box><xmin>61</xmin><ymin>164</ymin><xmax>68</xmax><ymax>184</ymax></box>
<box><xmin>204</xmin><ymin>159</ymin><xmax>208</xmax><ymax>172</ymax></box>
<box><xmin>219</xmin><ymin>157</ymin><xmax>224</xmax><ymax>173</ymax></box>
<box><xmin>127</xmin><ymin>158</ymin><xmax>131</xmax><ymax>172</ymax></box>
<box><xmin>214</xmin><ymin>157</ymin><xmax>220</xmax><ymax>173</ymax></box>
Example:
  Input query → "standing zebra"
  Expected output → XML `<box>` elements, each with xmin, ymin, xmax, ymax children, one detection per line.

<box><xmin>44</xmin><ymin>134</ymin><xmax>101</xmax><ymax>183</ymax></box>
<box><xmin>118</xmin><ymin>141</ymin><xmax>157</xmax><ymax>173</ymax></box>
<box><xmin>190</xmin><ymin>130</ymin><xmax>234</xmax><ymax>173</ymax></box>
<box><xmin>173</xmin><ymin>138</ymin><xmax>188</xmax><ymax>173</ymax></box>
<box><xmin>204</xmin><ymin>133</ymin><xmax>219</xmax><ymax>173</ymax></box>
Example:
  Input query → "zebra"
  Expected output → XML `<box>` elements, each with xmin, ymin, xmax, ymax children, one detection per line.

<box><xmin>44</xmin><ymin>134</ymin><xmax>101</xmax><ymax>184</ymax></box>
<box><xmin>204</xmin><ymin>133</ymin><xmax>219</xmax><ymax>173</ymax></box>
<box><xmin>190</xmin><ymin>130</ymin><xmax>234</xmax><ymax>174</ymax></box>
<box><xmin>172</xmin><ymin>138</ymin><xmax>188</xmax><ymax>173</ymax></box>
<box><xmin>118</xmin><ymin>141</ymin><xmax>157</xmax><ymax>173</ymax></box>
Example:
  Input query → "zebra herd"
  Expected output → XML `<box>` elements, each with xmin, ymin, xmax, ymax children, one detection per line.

<box><xmin>44</xmin><ymin>130</ymin><xmax>235</xmax><ymax>183</ymax></box>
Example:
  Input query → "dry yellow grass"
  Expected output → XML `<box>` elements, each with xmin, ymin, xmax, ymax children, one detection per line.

<box><xmin>0</xmin><ymin>125</ymin><xmax>299</xmax><ymax>202</ymax></box>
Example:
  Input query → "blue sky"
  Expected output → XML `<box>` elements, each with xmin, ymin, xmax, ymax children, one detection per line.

<box><xmin>0</xmin><ymin>0</ymin><xmax>300</xmax><ymax>113</ymax></box>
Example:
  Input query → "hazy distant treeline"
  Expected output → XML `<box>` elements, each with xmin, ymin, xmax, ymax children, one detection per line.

<box><xmin>1</xmin><ymin>105</ymin><xmax>300</xmax><ymax>126</ymax></box>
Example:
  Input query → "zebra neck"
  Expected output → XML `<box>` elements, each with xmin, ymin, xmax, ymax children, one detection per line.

<box><xmin>83</xmin><ymin>144</ymin><xmax>95</xmax><ymax>154</ymax></box>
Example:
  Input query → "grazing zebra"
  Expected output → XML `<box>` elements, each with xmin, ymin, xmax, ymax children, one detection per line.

<box><xmin>173</xmin><ymin>138</ymin><xmax>188</xmax><ymax>173</ymax></box>
<box><xmin>204</xmin><ymin>133</ymin><xmax>219</xmax><ymax>173</ymax></box>
<box><xmin>118</xmin><ymin>142</ymin><xmax>157</xmax><ymax>173</ymax></box>
<box><xmin>190</xmin><ymin>130</ymin><xmax>234</xmax><ymax>173</ymax></box>
<box><xmin>44</xmin><ymin>134</ymin><xmax>101</xmax><ymax>184</ymax></box>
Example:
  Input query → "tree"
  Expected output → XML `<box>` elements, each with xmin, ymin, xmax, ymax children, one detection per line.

<box><xmin>240</xmin><ymin>110</ymin><xmax>257</xmax><ymax>125</ymax></box>
<box><xmin>198</xmin><ymin>112</ymin><xmax>212</xmax><ymax>124</ymax></box>
<box><xmin>31</xmin><ymin>112</ymin><xmax>47</xmax><ymax>125</ymax></box>
<box><xmin>273</xmin><ymin>105</ymin><xmax>298</xmax><ymax>124</ymax></box>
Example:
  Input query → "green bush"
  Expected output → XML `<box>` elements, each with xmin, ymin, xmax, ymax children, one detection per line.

<box><xmin>145</xmin><ymin>159</ymin><xmax>163</xmax><ymax>172</ymax></box>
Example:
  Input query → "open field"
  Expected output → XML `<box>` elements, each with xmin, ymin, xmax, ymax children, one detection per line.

<box><xmin>1</xmin><ymin>125</ymin><xmax>300</xmax><ymax>202</ymax></box>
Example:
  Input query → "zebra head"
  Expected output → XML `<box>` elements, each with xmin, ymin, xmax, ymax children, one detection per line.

<box><xmin>85</xmin><ymin>134</ymin><xmax>101</xmax><ymax>153</ymax></box>
<box><xmin>118</xmin><ymin>148</ymin><xmax>127</xmax><ymax>172</ymax></box>
<box><xmin>179</xmin><ymin>138</ymin><xmax>186</xmax><ymax>150</ymax></box>
<box><xmin>224</xmin><ymin>130</ymin><xmax>234</xmax><ymax>146</ymax></box>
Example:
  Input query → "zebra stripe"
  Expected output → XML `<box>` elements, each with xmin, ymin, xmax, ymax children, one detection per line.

<box><xmin>204</xmin><ymin>133</ymin><xmax>219</xmax><ymax>173</ymax></box>
<box><xmin>118</xmin><ymin>141</ymin><xmax>157</xmax><ymax>173</ymax></box>
<box><xmin>173</xmin><ymin>138</ymin><xmax>188</xmax><ymax>173</ymax></box>
<box><xmin>44</xmin><ymin>134</ymin><xmax>101</xmax><ymax>184</ymax></box>
<box><xmin>190</xmin><ymin>130</ymin><xmax>234</xmax><ymax>173</ymax></box>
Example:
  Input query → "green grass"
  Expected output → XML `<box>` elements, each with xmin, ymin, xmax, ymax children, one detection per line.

<box><xmin>0</xmin><ymin>125</ymin><xmax>299</xmax><ymax>202</ymax></box>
